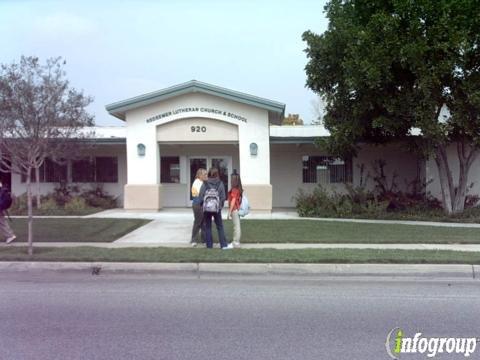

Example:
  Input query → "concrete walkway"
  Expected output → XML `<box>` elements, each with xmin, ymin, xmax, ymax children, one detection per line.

<box><xmin>3</xmin><ymin>242</ymin><xmax>480</xmax><ymax>252</ymax></box>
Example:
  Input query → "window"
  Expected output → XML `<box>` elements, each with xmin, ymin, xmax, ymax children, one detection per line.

<box><xmin>72</xmin><ymin>158</ymin><xmax>95</xmax><ymax>183</ymax></box>
<box><xmin>161</xmin><ymin>157</ymin><xmax>180</xmax><ymax>183</ymax></box>
<box><xmin>21</xmin><ymin>158</ymin><xmax>67</xmax><ymax>183</ymax></box>
<box><xmin>72</xmin><ymin>157</ymin><xmax>118</xmax><ymax>183</ymax></box>
<box><xmin>95</xmin><ymin>157</ymin><xmax>118</xmax><ymax>183</ymax></box>
<box><xmin>302</xmin><ymin>156</ymin><xmax>352</xmax><ymax>184</ymax></box>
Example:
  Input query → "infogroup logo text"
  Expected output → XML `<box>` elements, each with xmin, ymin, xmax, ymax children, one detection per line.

<box><xmin>385</xmin><ymin>328</ymin><xmax>478</xmax><ymax>358</ymax></box>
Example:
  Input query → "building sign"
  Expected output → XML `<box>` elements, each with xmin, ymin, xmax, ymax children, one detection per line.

<box><xmin>146</xmin><ymin>107</ymin><xmax>247</xmax><ymax>124</ymax></box>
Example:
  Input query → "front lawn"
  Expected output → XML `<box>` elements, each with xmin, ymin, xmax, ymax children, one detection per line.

<box><xmin>8</xmin><ymin>218</ymin><xmax>150</xmax><ymax>242</ymax></box>
<box><xmin>1</xmin><ymin>246</ymin><xmax>479</xmax><ymax>264</ymax></box>
<box><xmin>220</xmin><ymin>220</ymin><xmax>480</xmax><ymax>244</ymax></box>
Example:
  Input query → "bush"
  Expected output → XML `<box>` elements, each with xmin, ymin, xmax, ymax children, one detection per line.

<box><xmin>39</xmin><ymin>197</ymin><xmax>60</xmax><ymax>212</ymax></box>
<box><xmin>9</xmin><ymin>193</ymin><xmax>29</xmax><ymax>213</ymax></box>
<box><xmin>80</xmin><ymin>184</ymin><xmax>117</xmax><ymax>209</ymax></box>
<box><xmin>64</xmin><ymin>196</ymin><xmax>88</xmax><ymax>212</ymax></box>
<box><xmin>294</xmin><ymin>185</ymin><xmax>389</xmax><ymax>218</ymax></box>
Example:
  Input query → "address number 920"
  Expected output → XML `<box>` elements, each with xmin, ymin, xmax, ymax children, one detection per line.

<box><xmin>191</xmin><ymin>126</ymin><xmax>207</xmax><ymax>133</ymax></box>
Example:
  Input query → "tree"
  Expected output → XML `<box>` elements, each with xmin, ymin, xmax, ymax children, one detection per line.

<box><xmin>0</xmin><ymin>56</ymin><xmax>94</xmax><ymax>255</ymax></box>
<box><xmin>303</xmin><ymin>0</ymin><xmax>480</xmax><ymax>214</ymax></box>
<box><xmin>282</xmin><ymin>113</ymin><xmax>304</xmax><ymax>125</ymax></box>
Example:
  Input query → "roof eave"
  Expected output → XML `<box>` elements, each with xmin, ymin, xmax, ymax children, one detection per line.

<box><xmin>105</xmin><ymin>80</ymin><xmax>285</xmax><ymax>121</ymax></box>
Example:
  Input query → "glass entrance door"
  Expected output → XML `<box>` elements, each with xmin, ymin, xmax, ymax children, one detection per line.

<box><xmin>188</xmin><ymin>156</ymin><xmax>232</xmax><ymax>205</ymax></box>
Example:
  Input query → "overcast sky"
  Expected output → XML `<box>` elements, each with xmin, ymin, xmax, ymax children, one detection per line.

<box><xmin>0</xmin><ymin>0</ymin><xmax>328</xmax><ymax>126</ymax></box>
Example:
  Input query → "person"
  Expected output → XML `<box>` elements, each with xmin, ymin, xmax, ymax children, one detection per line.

<box><xmin>227</xmin><ymin>172</ymin><xmax>242</xmax><ymax>248</ymax></box>
<box><xmin>190</xmin><ymin>168</ymin><xmax>207</xmax><ymax>247</ymax></box>
<box><xmin>199</xmin><ymin>167</ymin><xmax>233</xmax><ymax>249</ymax></box>
<box><xmin>0</xmin><ymin>181</ymin><xmax>16</xmax><ymax>244</ymax></box>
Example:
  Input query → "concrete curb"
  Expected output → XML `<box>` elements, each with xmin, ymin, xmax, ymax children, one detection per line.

<box><xmin>0</xmin><ymin>262</ymin><xmax>477</xmax><ymax>279</ymax></box>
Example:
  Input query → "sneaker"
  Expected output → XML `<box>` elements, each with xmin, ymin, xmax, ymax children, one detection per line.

<box><xmin>221</xmin><ymin>243</ymin><xmax>234</xmax><ymax>250</ymax></box>
<box><xmin>232</xmin><ymin>242</ymin><xmax>240</xmax><ymax>248</ymax></box>
<box><xmin>6</xmin><ymin>235</ymin><xmax>16</xmax><ymax>244</ymax></box>
<box><xmin>191</xmin><ymin>242</ymin><xmax>197</xmax><ymax>247</ymax></box>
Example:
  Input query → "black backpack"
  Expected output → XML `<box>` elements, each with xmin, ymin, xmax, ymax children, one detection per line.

<box><xmin>0</xmin><ymin>188</ymin><xmax>13</xmax><ymax>211</ymax></box>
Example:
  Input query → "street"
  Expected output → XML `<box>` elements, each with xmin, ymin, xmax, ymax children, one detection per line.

<box><xmin>0</xmin><ymin>272</ymin><xmax>479</xmax><ymax>360</ymax></box>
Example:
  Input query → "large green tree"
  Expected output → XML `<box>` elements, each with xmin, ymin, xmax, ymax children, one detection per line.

<box><xmin>303</xmin><ymin>0</ymin><xmax>480</xmax><ymax>214</ymax></box>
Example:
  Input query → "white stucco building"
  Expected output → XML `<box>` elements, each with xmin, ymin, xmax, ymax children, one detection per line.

<box><xmin>2</xmin><ymin>80</ymin><xmax>479</xmax><ymax>211</ymax></box>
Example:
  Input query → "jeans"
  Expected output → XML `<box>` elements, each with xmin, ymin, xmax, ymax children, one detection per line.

<box><xmin>204</xmin><ymin>211</ymin><xmax>228</xmax><ymax>248</ymax></box>
<box><xmin>191</xmin><ymin>204</ymin><xmax>205</xmax><ymax>243</ymax></box>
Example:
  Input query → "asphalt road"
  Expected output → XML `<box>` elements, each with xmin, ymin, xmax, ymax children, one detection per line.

<box><xmin>0</xmin><ymin>272</ymin><xmax>479</xmax><ymax>360</ymax></box>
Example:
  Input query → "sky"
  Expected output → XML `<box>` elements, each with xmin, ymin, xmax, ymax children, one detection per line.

<box><xmin>0</xmin><ymin>0</ymin><xmax>329</xmax><ymax>126</ymax></box>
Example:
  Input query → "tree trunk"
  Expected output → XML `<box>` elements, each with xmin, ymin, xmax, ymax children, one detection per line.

<box><xmin>434</xmin><ymin>146</ymin><xmax>454</xmax><ymax>214</ymax></box>
<box><xmin>26</xmin><ymin>169</ymin><xmax>34</xmax><ymax>256</ymax></box>
<box><xmin>434</xmin><ymin>143</ymin><xmax>480</xmax><ymax>215</ymax></box>
<box><xmin>35</xmin><ymin>166</ymin><xmax>41</xmax><ymax>209</ymax></box>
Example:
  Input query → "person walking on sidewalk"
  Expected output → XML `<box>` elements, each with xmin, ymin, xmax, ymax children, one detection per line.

<box><xmin>190</xmin><ymin>168</ymin><xmax>207</xmax><ymax>247</ymax></box>
<box><xmin>199</xmin><ymin>167</ymin><xmax>233</xmax><ymax>250</ymax></box>
<box><xmin>0</xmin><ymin>181</ymin><xmax>16</xmax><ymax>244</ymax></box>
<box><xmin>227</xmin><ymin>171</ymin><xmax>242</xmax><ymax>248</ymax></box>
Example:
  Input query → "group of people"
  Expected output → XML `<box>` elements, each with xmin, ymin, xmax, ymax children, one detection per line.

<box><xmin>190</xmin><ymin>167</ymin><xmax>242</xmax><ymax>249</ymax></box>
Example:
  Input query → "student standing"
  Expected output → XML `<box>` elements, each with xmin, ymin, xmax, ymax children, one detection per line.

<box><xmin>190</xmin><ymin>168</ymin><xmax>207</xmax><ymax>246</ymax></box>
<box><xmin>199</xmin><ymin>167</ymin><xmax>233</xmax><ymax>249</ymax></box>
<box><xmin>227</xmin><ymin>173</ymin><xmax>243</xmax><ymax>248</ymax></box>
<box><xmin>0</xmin><ymin>181</ymin><xmax>16</xmax><ymax>244</ymax></box>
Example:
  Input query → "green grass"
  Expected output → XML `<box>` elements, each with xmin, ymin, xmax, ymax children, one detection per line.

<box><xmin>8</xmin><ymin>218</ymin><xmax>150</xmax><ymax>242</ymax></box>
<box><xmin>1</xmin><ymin>246</ymin><xmax>480</xmax><ymax>264</ymax></box>
<box><xmin>219</xmin><ymin>220</ymin><xmax>480</xmax><ymax>244</ymax></box>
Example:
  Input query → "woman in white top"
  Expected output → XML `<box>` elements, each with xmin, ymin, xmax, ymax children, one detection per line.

<box><xmin>190</xmin><ymin>168</ymin><xmax>208</xmax><ymax>246</ymax></box>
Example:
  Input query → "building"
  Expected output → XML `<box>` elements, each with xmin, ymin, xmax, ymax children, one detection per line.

<box><xmin>2</xmin><ymin>80</ymin><xmax>479</xmax><ymax>211</ymax></box>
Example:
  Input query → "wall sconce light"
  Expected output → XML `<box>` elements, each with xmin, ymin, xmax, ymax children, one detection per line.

<box><xmin>250</xmin><ymin>142</ymin><xmax>258</xmax><ymax>156</ymax></box>
<box><xmin>137</xmin><ymin>143</ymin><xmax>146</xmax><ymax>157</ymax></box>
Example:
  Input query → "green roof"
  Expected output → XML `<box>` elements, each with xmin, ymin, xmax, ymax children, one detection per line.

<box><xmin>105</xmin><ymin>80</ymin><xmax>286</xmax><ymax>120</ymax></box>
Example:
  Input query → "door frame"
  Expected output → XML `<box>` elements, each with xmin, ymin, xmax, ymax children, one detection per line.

<box><xmin>186</xmin><ymin>155</ymin><xmax>232</xmax><ymax>206</ymax></box>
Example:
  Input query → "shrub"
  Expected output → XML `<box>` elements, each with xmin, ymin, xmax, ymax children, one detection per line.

<box><xmin>10</xmin><ymin>193</ymin><xmax>29</xmax><ymax>213</ymax></box>
<box><xmin>80</xmin><ymin>184</ymin><xmax>117</xmax><ymax>209</ymax></box>
<box><xmin>53</xmin><ymin>181</ymin><xmax>79</xmax><ymax>206</ymax></box>
<box><xmin>64</xmin><ymin>196</ymin><xmax>88</xmax><ymax>211</ymax></box>
<box><xmin>39</xmin><ymin>197</ymin><xmax>60</xmax><ymax>212</ymax></box>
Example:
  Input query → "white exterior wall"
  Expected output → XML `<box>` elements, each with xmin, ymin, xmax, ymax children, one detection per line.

<box><xmin>426</xmin><ymin>145</ymin><xmax>480</xmax><ymax>200</ymax></box>
<box><xmin>271</xmin><ymin>143</ymin><xmax>423</xmax><ymax>208</ymax></box>
<box><xmin>125</xmin><ymin>92</ymin><xmax>270</xmax><ymax>186</ymax></box>
<box><xmin>11</xmin><ymin>144</ymin><xmax>127</xmax><ymax>205</ymax></box>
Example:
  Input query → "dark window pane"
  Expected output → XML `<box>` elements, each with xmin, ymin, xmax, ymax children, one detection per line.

<box><xmin>302</xmin><ymin>156</ymin><xmax>352</xmax><ymax>184</ymax></box>
<box><xmin>96</xmin><ymin>157</ymin><xmax>118</xmax><ymax>183</ymax></box>
<box><xmin>161</xmin><ymin>157</ymin><xmax>180</xmax><ymax>183</ymax></box>
<box><xmin>45</xmin><ymin>158</ymin><xmax>67</xmax><ymax>182</ymax></box>
<box><xmin>72</xmin><ymin>158</ymin><xmax>95</xmax><ymax>182</ymax></box>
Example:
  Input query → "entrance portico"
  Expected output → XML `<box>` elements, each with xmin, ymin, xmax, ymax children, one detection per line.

<box><xmin>106</xmin><ymin>80</ymin><xmax>285</xmax><ymax>211</ymax></box>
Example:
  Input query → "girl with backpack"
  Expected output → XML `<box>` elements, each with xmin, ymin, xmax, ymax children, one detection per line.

<box><xmin>227</xmin><ymin>172</ymin><xmax>243</xmax><ymax>248</ymax></box>
<box><xmin>199</xmin><ymin>167</ymin><xmax>233</xmax><ymax>250</ymax></box>
<box><xmin>190</xmin><ymin>168</ymin><xmax>207</xmax><ymax>247</ymax></box>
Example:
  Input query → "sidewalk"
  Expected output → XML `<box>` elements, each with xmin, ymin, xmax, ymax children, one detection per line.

<box><xmin>4</xmin><ymin>242</ymin><xmax>480</xmax><ymax>252</ymax></box>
